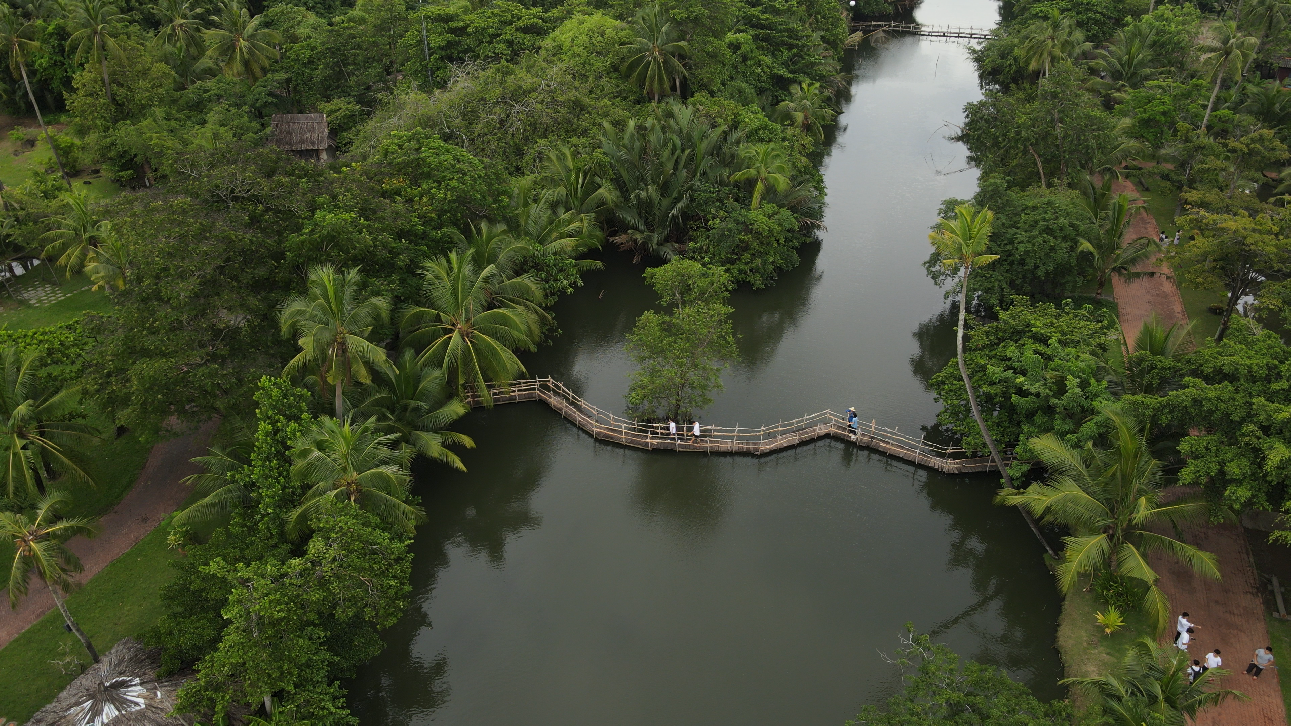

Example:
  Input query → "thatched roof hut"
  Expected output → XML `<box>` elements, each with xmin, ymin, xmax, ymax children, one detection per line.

<box><xmin>270</xmin><ymin>113</ymin><xmax>335</xmax><ymax>162</ymax></box>
<box><xmin>26</xmin><ymin>639</ymin><xmax>192</xmax><ymax>726</ymax></box>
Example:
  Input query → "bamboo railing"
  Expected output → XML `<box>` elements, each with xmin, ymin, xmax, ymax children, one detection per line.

<box><xmin>849</xmin><ymin>21</ymin><xmax>993</xmax><ymax>41</ymax></box>
<box><xmin>468</xmin><ymin>378</ymin><xmax>1009</xmax><ymax>475</ymax></box>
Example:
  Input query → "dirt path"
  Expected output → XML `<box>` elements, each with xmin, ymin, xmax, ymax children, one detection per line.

<box><xmin>1150</xmin><ymin>519</ymin><xmax>1287</xmax><ymax>725</ymax></box>
<box><xmin>1108</xmin><ymin>180</ymin><xmax>1189</xmax><ymax>350</ymax></box>
<box><xmin>0</xmin><ymin>420</ymin><xmax>216</xmax><ymax>649</ymax></box>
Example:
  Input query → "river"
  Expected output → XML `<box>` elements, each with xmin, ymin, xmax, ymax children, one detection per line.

<box><xmin>349</xmin><ymin>0</ymin><xmax>1065</xmax><ymax>723</ymax></box>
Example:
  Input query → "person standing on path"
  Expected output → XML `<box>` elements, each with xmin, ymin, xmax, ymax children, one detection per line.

<box><xmin>1178</xmin><ymin>627</ymin><xmax>1195</xmax><ymax>652</ymax></box>
<box><xmin>668</xmin><ymin>419</ymin><xmax>677</xmax><ymax>441</ymax></box>
<box><xmin>1204</xmin><ymin>649</ymin><xmax>1222</xmax><ymax>674</ymax></box>
<box><xmin>1189</xmin><ymin>659</ymin><xmax>1204</xmax><ymax>682</ymax></box>
<box><xmin>1175</xmin><ymin>612</ymin><xmax>1196</xmax><ymax>645</ymax></box>
<box><xmin>1246</xmin><ymin>646</ymin><xmax>1275</xmax><ymax>678</ymax></box>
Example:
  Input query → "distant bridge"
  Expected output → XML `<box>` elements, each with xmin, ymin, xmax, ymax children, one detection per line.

<box><xmin>848</xmin><ymin>21</ymin><xmax>994</xmax><ymax>42</ymax></box>
<box><xmin>468</xmin><ymin>378</ymin><xmax>1009</xmax><ymax>475</ymax></box>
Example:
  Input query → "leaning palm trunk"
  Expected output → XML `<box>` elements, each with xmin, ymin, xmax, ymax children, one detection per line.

<box><xmin>1202</xmin><ymin>67</ymin><xmax>1225</xmax><ymax>131</ymax></box>
<box><xmin>48</xmin><ymin>579</ymin><xmax>98</xmax><ymax>662</ymax></box>
<box><xmin>956</xmin><ymin>268</ymin><xmax>1058</xmax><ymax>559</ymax></box>
<box><xmin>98</xmin><ymin>53</ymin><xmax>112</xmax><ymax>103</ymax></box>
<box><xmin>19</xmin><ymin>61</ymin><xmax>69</xmax><ymax>188</ymax></box>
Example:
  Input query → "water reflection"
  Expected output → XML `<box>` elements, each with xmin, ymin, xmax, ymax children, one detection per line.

<box><xmin>730</xmin><ymin>240</ymin><xmax>824</xmax><ymax>368</ymax></box>
<box><xmin>629</xmin><ymin>452</ymin><xmax>733</xmax><ymax>542</ymax></box>
<box><xmin>908</xmin><ymin>306</ymin><xmax>958</xmax><ymax>391</ymax></box>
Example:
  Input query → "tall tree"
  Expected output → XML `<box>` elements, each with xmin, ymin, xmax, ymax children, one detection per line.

<box><xmin>202</xmin><ymin>0</ymin><xmax>279</xmax><ymax>82</ymax></box>
<box><xmin>354</xmin><ymin>348</ymin><xmax>475</xmax><ymax>470</ymax></box>
<box><xmin>773</xmin><ymin>80</ymin><xmax>836</xmax><ymax>141</ymax></box>
<box><xmin>42</xmin><ymin>190</ymin><xmax>111</xmax><ymax>277</ymax></box>
<box><xmin>1018</xmin><ymin>8</ymin><xmax>1091</xmax><ymax>78</ymax></box>
<box><xmin>1077</xmin><ymin>192</ymin><xmax>1161</xmax><ymax>299</ymax></box>
<box><xmin>288</xmin><ymin>416</ymin><xmax>423</xmax><ymax>536</ymax></box>
<box><xmin>1198</xmin><ymin>21</ymin><xmax>1258</xmax><ymax>131</ymax></box>
<box><xmin>2</xmin><ymin>493</ymin><xmax>99</xmax><ymax>662</ymax></box>
<box><xmin>0</xmin><ymin>7</ymin><xmax>70</xmax><ymax>187</ymax></box>
<box><xmin>401</xmin><ymin>252</ymin><xmax>543</xmax><ymax>406</ymax></box>
<box><xmin>0</xmin><ymin>346</ymin><xmax>97</xmax><ymax>501</ymax></box>
<box><xmin>620</xmin><ymin>3</ymin><xmax>688</xmax><ymax>102</ymax></box>
<box><xmin>930</xmin><ymin>204</ymin><xmax>1057</xmax><ymax>558</ymax></box>
<box><xmin>279</xmin><ymin>265</ymin><xmax>391</xmax><ymax>420</ymax></box>
<box><xmin>1088</xmin><ymin>23</ymin><xmax>1161</xmax><ymax>97</ymax></box>
<box><xmin>730</xmin><ymin>144</ymin><xmax>792</xmax><ymax>210</ymax></box>
<box><xmin>1000</xmin><ymin>407</ymin><xmax>1220</xmax><ymax>632</ymax></box>
<box><xmin>65</xmin><ymin>0</ymin><xmax>127</xmax><ymax>104</ymax></box>
<box><xmin>150</xmin><ymin>0</ymin><xmax>205</xmax><ymax>57</ymax></box>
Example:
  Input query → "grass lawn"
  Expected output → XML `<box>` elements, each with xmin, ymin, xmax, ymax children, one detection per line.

<box><xmin>1267</xmin><ymin>615</ymin><xmax>1291</xmax><ymax>719</ymax></box>
<box><xmin>1179</xmin><ymin>286</ymin><xmax>1227</xmax><ymax>343</ymax></box>
<box><xmin>0</xmin><ymin>517</ymin><xmax>179</xmax><ymax>724</ymax></box>
<box><xmin>0</xmin><ymin>273</ymin><xmax>113</xmax><ymax>331</ymax></box>
<box><xmin>1056</xmin><ymin>585</ymin><xmax>1155</xmax><ymax>724</ymax></box>
<box><xmin>0</xmin><ymin>125</ymin><xmax>119</xmax><ymax>201</ymax></box>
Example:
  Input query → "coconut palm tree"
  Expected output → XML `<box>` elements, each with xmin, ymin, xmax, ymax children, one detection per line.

<box><xmin>83</xmin><ymin>235</ymin><xmax>129</xmax><ymax>291</ymax></box>
<box><xmin>999</xmin><ymin>407</ymin><xmax>1220</xmax><ymax>632</ymax></box>
<box><xmin>1104</xmin><ymin>314</ymin><xmax>1195</xmax><ymax>398</ymax></box>
<box><xmin>401</xmin><ymin>252</ymin><xmax>542</xmax><ymax>406</ymax></box>
<box><xmin>354</xmin><ymin>348</ymin><xmax>474</xmax><ymax>470</ymax></box>
<box><xmin>0</xmin><ymin>346</ymin><xmax>97</xmax><ymax>501</ymax></box>
<box><xmin>1018</xmin><ymin>8</ymin><xmax>1091</xmax><ymax>78</ymax></box>
<box><xmin>773</xmin><ymin>80</ymin><xmax>836</xmax><ymax>141</ymax></box>
<box><xmin>1063</xmin><ymin>637</ymin><xmax>1245</xmax><ymax>724</ymax></box>
<box><xmin>65</xmin><ymin>0</ymin><xmax>127</xmax><ymax>104</ymax></box>
<box><xmin>279</xmin><ymin>265</ymin><xmax>391</xmax><ymax>420</ymax></box>
<box><xmin>505</xmin><ymin>177</ymin><xmax>604</xmax><ymax>267</ymax></box>
<box><xmin>1199</xmin><ymin>21</ymin><xmax>1258</xmax><ymax>131</ymax></box>
<box><xmin>1236</xmin><ymin>0</ymin><xmax>1291</xmax><ymax>92</ymax></box>
<box><xmin>1088</xmin><ymin>24</ymin><xmax>1161</xmax><ymax>97</ymax></box>
<box><xmin>172</xmin><ymin>437</ymin><xmax>250</xmax><ymax>529</ymax></box>
<box><xmin>730</xmin><ymin>143</ymin><xmax>792</xmax><ymax>210</ymax></box>
<box><xmin>150</xmin><ymin>0</ymin><xmax>205</xmax><ymax>57</ymax></box>
<box><xmin>540</xmin><ymin>145</ymin><xmax>608</xmax><ymax>216</ymax></box>
<box><xmin>0</xmin><ymin>7</ymin><xmax>70</xmax><ymax>187</ymax></box>
<box><xmin>287</xmin><ymin>415</ymin><xmax>423</xmax><ymax>537</ymax></box>
<box><xmin>202</xmin><ymin>0</ymin><xmax>280</xmax><ymax>82</ymax></box>
<box><xmin>1077</xmin><ymin>193</ymin><xmax>1161</xmax><ymax>300</ymax></box>
<box><xmin>930</xmin><ymin>204</ymin><xmax>1058</xmax><ymax>558</ymax></box>
<box><xmin>2</xmin><ymin>492</ymin><xmax>99</xmax><ymax>661</ymax></box>
<box><xmin>1242</xmin><ymin>78</ymin><xmax>1291</xmax><ymax>129</ymax></box>
<box><xmin>621</xmin><ymin>3</ymin><xmax>688</xmax><ymax>102</ymax></box>
<box><xmin>43</xmin><ymin>190</ymin><xmax>110</xmax><ymax>277</ymax></box>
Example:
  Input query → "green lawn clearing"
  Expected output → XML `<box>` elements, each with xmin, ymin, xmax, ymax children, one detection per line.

<box><xmin>1267</xmin><ymin>615</ymin><xmax>1291</xmax><ymax>720</ymax></box>
<box><xmin>1056</xmin><ymin>585</ymin><xmax>1155</xmax><ymax>725</ymax></box>
<box><xmin>0</xmin><ymin>124</ymin><xmax>119</xmax><ymax>201</ymax></box>
<box><xmin>0</xmin><ymin>517</ymin><xmax>180</xmax><ymax>724</ymax></box>
<box><xmin>0</xmin><ymin>274</ymin><xmax>113</xmax><ymax>331</ymax></box>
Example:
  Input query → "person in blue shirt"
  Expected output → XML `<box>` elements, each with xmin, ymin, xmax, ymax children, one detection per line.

<box><xmin>847</xmin><ymin>407</ymin><xmax>858</xmax><ymax>430</ymax></box>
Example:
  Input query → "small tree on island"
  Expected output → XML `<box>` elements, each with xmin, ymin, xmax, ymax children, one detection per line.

<box><xmin>626</xmin><ymin>260</ymin><xmax>736</xmax><ymax>422</ymax></box>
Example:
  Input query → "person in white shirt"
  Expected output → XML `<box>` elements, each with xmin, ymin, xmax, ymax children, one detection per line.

<box><xmin>1178</xmin><ymin>627</ymin><xmax>1195</xmax><ymax>651</ymax></box>
<box><xmin>1175</xmin><ymin>612</ymin><xmax>1195</xmax><ymax>644</ymax></box>
<box><xmin>1204</xmin><ymin>649</ymin><xmax>1222</xmax><ymax>672</ymax></box>
<box><xmin>668</xmin><ymin>419</ymin><xmax>677</xmax><ymax>440</ymax></box>
<box><xmin>1188</xmin><ymin>659</ymin><xmax>1204</xmax><ymax>682</ymax></box>
<box><xmin>691</xmin><ymin>421</ymin><xmax>701</xmax><ymax>442</ymax></box>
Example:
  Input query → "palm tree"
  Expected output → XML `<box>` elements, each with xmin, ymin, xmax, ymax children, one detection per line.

<box><xmin>65</xmin><ymin>0</ymin><xmax>127</xmax><ymax>104</ymax></box>
<box><xmin>0</xmin><ymin>7</ymin><xmax>70</xmax><ymax>187</ymax></box>
<box><xmin>1199</xmin><ymin>22</ymin><xmax>1258</xmax><ymax>131</ymax></box>
<box><xmin>1236</xmin><ymin>0</ymin><xmax>1291</xmax><ymax>92</ymax></box>
<box><xmin>203</xmin><ymin>0</ymin><xmax>280</xmax><ymax>82</ymax></box>
<box><xmin>540</xmin><ymin>145</ymin><xmax>608</xmax><ymax>216</ymax></box>
<box><xmin>279</xmin><ymin>265</ymin><xmax>391</xmax><ymax>420</ymax></box>
<box><xmin>0</xmin><ymin>346</ymin><xmax>97</xmax><ymax>501</ymax></box>
<box><xmin>1242</xmin><ymin>79</ymin><xmax>1291</xmax><ymax>129</ymax></box>
<box><xmin>505</xmin><ymin>178</ymin><xmax>605</xmax><ymax>266</ymax></box>
<box><xmin>172</xmin><ymin>437</ymin><xmax>250</xmax><ymax>528</ymax></box>
<box><xmin>1088</xmin><ymin>24</ymin><xmax>1160</xmax><ymax>97</ymax></box>
<box><xmin>42</xmin><ymin>190</ymin><xmax>110</xmax><ymax>277</ymax></box>
<box><xmin>400</xmin><ymin>252</ymin><xmax>542</xmax><ymax>407</ymax></box>
<box><xmin>1104</xmin><ymin>314</ymin><xmax>1195</xmax><ymax>398</ymax></box>
<box><xmin>931</xmin><ymin>204</ymin><xmax>1058</xmax><ymax>558</ymax></box>
<box><xmin>620</xmin><ymin>3</ymin><xmax>688</xmax><ymax>102</ymax></box>
<box><xmin>150</xmin><ymin>0</ymin><xmax>205</xmax><ymax>57</ymax></box>
<box><xmin>83</xmin><ymin>236</ymin><xmax>129</xmax><ymax>291</ymax></box>
<box><xmin>287</xmin><ymin>416</ymin><xmax>423</xmax><ymax>536</ymax></box>
<box><xmin>2</xmin><ymin>492</ymin><xmax>99</xmax><ymax>662</ymax></box>
<box><xmin>730</xmin><ymin>143</ymin><xmax>792</xmax><ymax>210</ymax></box>
<box><xmin>1077</xmin><ymin>193</ymin><xmax>1161</xmax><ymax>299</ymax></box>
<box><xmin>1018</xmin><ymin>8</ymin><xmax>1091</xmax><ymax>78</ymax></box>
<box><xmin>773</xmin><ymin>80</ymin><xmax>836</xmax><ymax>141</ymax></box>
<box><xmin>355</xmin><ymin>348</ymin><xmax>474</xmax><ymax>469</ymax></box>
<box><xmin>999</xmin><ymin>407</ymin><xmax>1220</xmax><ymax>632</ymax></box>
<box><xmin>1063</xmin><ymin>637</ymin><xmax>1245</xmax><ymax>724</ymax></box>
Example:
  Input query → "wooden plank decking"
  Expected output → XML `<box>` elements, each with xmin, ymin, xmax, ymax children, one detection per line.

<box><xmin>470</xmin><ymin>378</ymin><xmax>1005</xmax><ymax>475</ymax></box>
<box><xmin>849</xmin><ymin>21</ymin><xmax>993</xmax><ymax>41</ymax></box>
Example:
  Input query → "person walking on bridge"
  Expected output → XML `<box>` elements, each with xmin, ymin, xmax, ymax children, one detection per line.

<box><xmin>691</xmin><ymin>421</ymin><xmax>701</xmax><ymax>443</ymax></box>
<box><xmin>847</xmin><ymin>407</ymin><xmax>858</xmax><ymax>430</ymax></box>
<box><xmin>668</xmin><ymin>418</ymin><xmax>677</xmax><ymax>441</ymax></box>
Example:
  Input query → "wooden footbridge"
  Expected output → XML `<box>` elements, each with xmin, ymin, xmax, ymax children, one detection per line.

<box><xmin>470</xmin><ymin>378</ymin><xmax>1007</xmax><ymax>475</ymax></box>
<box><xmin>849</xmin><ymin>21</ymin><xmax>993</xmax><ymax>41</ymax></box>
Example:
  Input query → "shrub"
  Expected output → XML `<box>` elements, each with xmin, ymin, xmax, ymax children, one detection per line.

<box><xmin>0</xmin><ymin>319</ymin><xmax>93</xmax><ymax>388</ymax></box>
<box><xmin>1094</xmin><ymin>570</ymin><xmax>1145</xmax><ymax>613</ymax></box>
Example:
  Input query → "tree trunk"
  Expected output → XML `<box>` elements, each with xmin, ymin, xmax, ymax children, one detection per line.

<box><xmin>956</xmin><ymin>268</ymin><xmax>1058</xmax><ymax>559</ymax></box>
<box><xmin>1095</xmin><ymin>273</ymin><xmax>1106</xmax><ymax>300</ymax></box>
<box><xmin>99</xmin><ymin>55</ymin><xmax>113</xmax><ymax>105</ymax></box>
<box><xmin>419</xmin><ymin>0</ymin><xmax>431</xmax><ymax>85</ymax></box>
<box><xmin>48</xmin><ymin>580</ymin><xmax>98</xmax><ymax>663</ymax></box>
<box><xmin>1028</xmin><ymin>145</ymin><xmax>1046</xmax><ymax>188</ymax></box>
<box><xmin>20</xmin><ymin>62</ymin><xmax>70</xmax><ymax>189</ymax></box>
<box><xmin>334</xmin><ymin>376</ymin><xmax>344</xmax><ymax>420</ymax></box>
<box><xmin>1215</xmin><ymin>279</ymin><xmax>1246</xmax><ymax>342</ymax></box>
<box><xmin>1202</xmin><ymin>67</ymin><xmax>1226</xmax><ymax>131</ymax></box>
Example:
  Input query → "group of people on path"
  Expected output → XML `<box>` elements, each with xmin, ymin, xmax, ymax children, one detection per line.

<box><xmin>1175</xmin><ymin>610</ymin><xmax>1276</xmax><ymax>684</ymax></box>
<box><xmin>666</xmin><ymin>418</ymin><xmax>703</xmax><ymax>444</ymax></box>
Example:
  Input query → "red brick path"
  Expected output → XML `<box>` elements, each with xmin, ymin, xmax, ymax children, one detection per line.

<box><xmin>1108</xmin><ymin>181</ymin><xmax>1189</xmax><ymax>351</ymax></box>
<box><xmin>0</xmin><ymin>420</ymin><xmax>217</xmax><ymax>648</ymax></box>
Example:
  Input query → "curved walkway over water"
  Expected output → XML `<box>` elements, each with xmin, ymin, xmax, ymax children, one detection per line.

<box><xmin>470</xmin><ymin>378</ymin><xmax>1005</xmax><ymax>474</ymax></box>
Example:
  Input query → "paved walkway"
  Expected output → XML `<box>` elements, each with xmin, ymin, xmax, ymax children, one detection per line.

<box><xmin>1150</xmin><ymin>518</ymin><xmax>1287</xmax><ymax>725</ymax></box>
<box><xmin>0</xmin><ymin>420</ymin><xmax>217</xmax><ymax>649</ymax></box>
<box><xmin>1108</xmin><ymin>180</ymin><xmax>1189</xmax><ymax>350</ymax></box>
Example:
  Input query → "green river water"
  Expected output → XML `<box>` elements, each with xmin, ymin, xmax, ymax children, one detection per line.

<box><xmin>350</xmin><ymin>1</ymin><xmax>1067</xmax><ymax>722</ymax></box>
